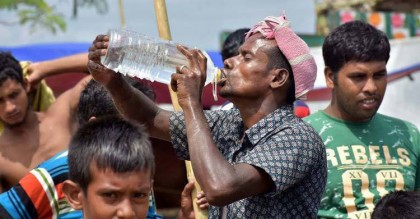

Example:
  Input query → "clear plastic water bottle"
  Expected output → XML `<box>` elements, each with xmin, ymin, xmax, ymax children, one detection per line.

<box><xmin>101</xmin><ymin>28</ymin><xmax>220</xmax><ymax>100</ymax></box>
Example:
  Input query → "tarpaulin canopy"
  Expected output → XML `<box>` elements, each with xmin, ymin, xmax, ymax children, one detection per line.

<box><xmin>0</xmin><ymin>42</ymin><xmax>224</xmax><ymax>66</ymax></box>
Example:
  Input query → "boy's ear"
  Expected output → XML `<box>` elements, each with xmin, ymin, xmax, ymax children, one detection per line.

<box><xmin>270</xmin><ymin>68</ymin><xmax>289</xmax><ymax>89</ymax></box>
<box><xmin>63</xmin><ymin>180</ymin><xmax>84</xmax><ymax>210</ymax></box>
<box><xmin>325</xmin><ymin>66</ymin><xmax>335</xmax><ymax>89</ymax></box>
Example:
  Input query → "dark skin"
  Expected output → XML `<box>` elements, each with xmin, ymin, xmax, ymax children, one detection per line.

<box><xmin>88</xmin><ymin>33</ymin><xmax>291</xmax><ymax>206</ymax></box>
<box><xmin>177</xmin><ymin>181</ymin><xmax>208</xmax><ymax>219</ymax></box>
<box><xmin>0</xmin><ymin>53</ymin><xmax>90</xmax><ymax>192</ymax></box>
<box><xmin>0</xmin><ymin>76</ymin><xmax>90</xmax><ymax>192</ymax></box>
<box><xmin>324</xmin><ymin>61</ymin><xmax>387</xmax><ymax>122</ymax></box>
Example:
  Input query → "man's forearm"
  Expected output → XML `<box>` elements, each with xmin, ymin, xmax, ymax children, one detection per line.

<box><xmin>0</xmin><ymin>158</ymin><xmax>28</xmax><ymax>186</ymax></box>
<box><xmin>35</xmin><ymin>53</ymin><xmax>90</xmax><ymax>76</ymax></box>
<box><xmin>106</xmin><ymin>77</ymin><xmax>171</xmax><ymax>140</ymax></box>
<box><xmin>183</xmin><ymin>105</ymin><xmax>237</xmax><ymax>201</ymax></box>
<box><xmin>183</xmin><ymin>105</ymin><xmax>274</xmax><ymax>206</ymax></box>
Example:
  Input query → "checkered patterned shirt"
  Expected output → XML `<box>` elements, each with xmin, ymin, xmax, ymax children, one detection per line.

<box><xmin>169</xmin><ymin>105</ymin><xmax>327</xmax><ymax>218</ymax></box>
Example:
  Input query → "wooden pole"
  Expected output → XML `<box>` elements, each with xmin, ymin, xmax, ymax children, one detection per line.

<box><xmin>153</xmin><ymin>0</ymin><xmax>208</xmax><ymax>218</ymax></box>
<box><xmin>118</xmin><ymin>0</ymin><xmax>126</xmax><ymax>27</ymax></box>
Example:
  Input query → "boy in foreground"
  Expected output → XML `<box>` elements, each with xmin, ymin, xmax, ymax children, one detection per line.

<box><xmin>63</xmin><ymin>116</ymin><xmax>155</xmax><ymax>219</ymax></box>
<box><xmin>0</xmin><ymin>79</ymin><xmax>161</xmax><ymax>219</ymax></box>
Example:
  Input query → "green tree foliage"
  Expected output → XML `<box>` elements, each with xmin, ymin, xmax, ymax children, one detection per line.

<box><xmin>0</xmin><ymin>0</ymin><xmax>108</xmax><ymax>34</ymax></box>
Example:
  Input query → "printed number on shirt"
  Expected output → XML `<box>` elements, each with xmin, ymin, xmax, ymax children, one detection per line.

<box><xmin>342</xmin><ymin>169</ymin><xmax>404</xmax><ymax>219</ymax></box>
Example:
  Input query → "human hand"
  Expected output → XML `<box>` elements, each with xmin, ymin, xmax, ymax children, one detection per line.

<box><xmin>170</xmin><ymin>45</ymin><xmax>207</xmax><ymax>109</ymax></box>
<box><xmin>87</xmin><ymin>34</ymin><xmax>120</xmax><ymax>87</ymax></box>
<box><xmin>25</xmin><ymin>62</ymin><xmax>44</xmax><ymax>93</ymax></box>
<box><xmin>196</xmin><ymin>190</ymin><xmax>209</xmax><ymax>210</ymax></box>
<box><xmin>178</xmin><ymin>181</ymin><xmax>196</xmax><ymax>219</ymax></box>
<box><xmin>178</xmin><ymin>180</ymin><xmax>209</xmax><ymax>219</ymax></box>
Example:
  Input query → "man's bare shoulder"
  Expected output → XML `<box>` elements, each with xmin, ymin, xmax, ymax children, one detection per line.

<box><xmin>42</xmin><ymin>76</ymin><xmax>91</xmax><ymax>123</ymax></box>
<box><xmin>39</xmin><ymin>94</ymin><xmax>75</xmax><ymax>128</ymax></box>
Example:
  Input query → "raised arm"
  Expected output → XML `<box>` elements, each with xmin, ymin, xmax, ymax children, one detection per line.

<box><xmin>87</xmin><ymin>34</ymin><xmax>172</xmax><ymax>140</ymax></box>
<box><xmin>25</xmin><ymin>53</ymin><xmax>90</xmax><ymax>92</ymax></box>
<box><xmin>41</xmin><ymin>75</ymin><xmax>92</xmax><ymax>139</ymax></box>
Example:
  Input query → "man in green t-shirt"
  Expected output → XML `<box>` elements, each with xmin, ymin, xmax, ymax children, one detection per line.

<box><xmin>304</xmin><ymin>21</ymin><xmax>420</xmax><ymax>219</ymax></box>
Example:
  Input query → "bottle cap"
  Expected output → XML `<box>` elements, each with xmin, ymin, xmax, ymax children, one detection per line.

<box><xmin>216</xmin><ymin>69</ymin><xmax>222</xmax><ymax>81</ymax></box>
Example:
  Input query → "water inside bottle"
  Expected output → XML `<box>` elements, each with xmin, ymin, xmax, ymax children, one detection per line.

<box><xmin>103</xmin><ymin>41</ymin><xmax>190</xmax><ymax>84</ymax></box>
<box><xmin>101</xmin><ymin>29</ymin><xmax>220</xmax><ymax>100</ymax></box>
<box><xmin>102</xmin><ymin>46</ymin><xmax>124</xmax><ymax>71</ymax></box>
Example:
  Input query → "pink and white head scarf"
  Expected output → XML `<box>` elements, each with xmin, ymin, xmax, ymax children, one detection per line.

<box><xmin>246</xmin><ymin>15</ymin><xmax>317</xmax><ymax>100</ymax></box>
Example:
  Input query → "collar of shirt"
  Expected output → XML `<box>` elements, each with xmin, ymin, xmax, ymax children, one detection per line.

<box><xmin>245</xmin><ymin>104</ymin><xmax>295</xmax><ymax>146</ymax></box>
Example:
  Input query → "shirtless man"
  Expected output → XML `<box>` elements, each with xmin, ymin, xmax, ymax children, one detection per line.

<box><xmin>0</xmin><ymin>52</ymin><xmax>89</xmax><ymax>191</ymax></box>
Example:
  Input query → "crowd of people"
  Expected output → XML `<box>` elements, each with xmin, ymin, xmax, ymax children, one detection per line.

<box><xmin>0</xmin><ymin>11</ymin><xmax>419</xmax><ymax>219</ymax></box>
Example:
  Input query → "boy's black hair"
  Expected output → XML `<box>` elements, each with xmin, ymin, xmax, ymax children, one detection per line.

<box><xmin>372</xmin><ymin>190</ymin><xmax>420</xmax><ymax>219</ymax></box>
<box><xmin>221</xmin><ymin>28</ymin><xmax>250</xmax><ymax>61</ymax></box>
<box><xmin>77</xmin><ymin>77</ymin><xmax>155</xmax><ymax>126</ymax></box>
<box><xmin>72</xmin><ymin>77</ymin><xmax>155</xmax><ymax>192</ymax></box>
<box><xmin>322</xmin><ymin>21</ymin><xmax>390</xmax><ymax>81</ymax></box>
<box><xmin>68</xmin><ymin>116</ymin><xmax>155</xmax><ymax>193</ymax></box>
<box><xmin>0</xmin><ymin>52</ymin><xmax>24</xmax><ymax>86</ymax></box>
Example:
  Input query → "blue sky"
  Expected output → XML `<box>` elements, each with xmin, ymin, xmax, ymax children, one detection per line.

<box><xmin>0</xmin><ymin>0</ymin><xmax>316</xmax><ymax>50</ymax></box>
